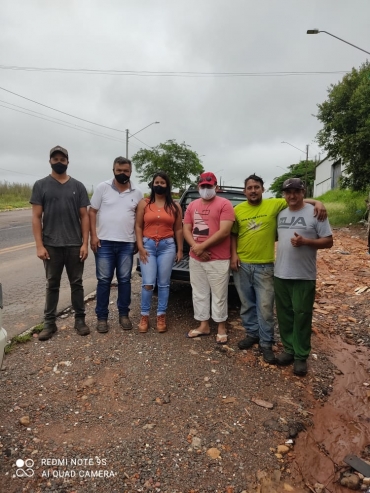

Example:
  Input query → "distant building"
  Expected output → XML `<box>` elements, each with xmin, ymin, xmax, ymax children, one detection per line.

<box><xmin>313</xmin><ymin>156</ymin><xmax>344</xmax><ymax>196</ymax></box>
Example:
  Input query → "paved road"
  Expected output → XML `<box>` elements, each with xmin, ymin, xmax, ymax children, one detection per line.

<box><xmin>0</xmin><ymin>209</ymin><xmax>97</xmax><ymax>339</ymax></box>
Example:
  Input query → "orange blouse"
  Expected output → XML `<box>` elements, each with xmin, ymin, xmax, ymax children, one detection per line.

<box><xmin>143</xmin><ymin>201</ymin><xmax>176</xmax><ymax>242</ymax></box>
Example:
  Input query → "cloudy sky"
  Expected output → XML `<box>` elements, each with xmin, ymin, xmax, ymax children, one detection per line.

<box><xmin>0</xmin><ymin>0</ymin><xmax>369</xmax><ymax>195</ymax></box>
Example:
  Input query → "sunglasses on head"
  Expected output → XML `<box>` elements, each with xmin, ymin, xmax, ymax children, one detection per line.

<box><xmin>198</xmin><ymin>176</ymin><xmax>213</xmax><ymax>183</ymax></box>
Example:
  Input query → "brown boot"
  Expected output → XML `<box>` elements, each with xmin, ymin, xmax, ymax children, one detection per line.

<box><xmin>156</xmin><ymin>314</ymin><xmax>167</xmax><ymax>333</ymax></box>
<box><xmin>138</xmin><ymin>315</ymin><xmax>149</xmax><ymax>333</ymax></box>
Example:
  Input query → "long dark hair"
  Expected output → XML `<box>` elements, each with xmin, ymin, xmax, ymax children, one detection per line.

<box><xmin>147</xmin><ymin>171</ymin><xmax>178</xmax><ymax>219</ymax></box>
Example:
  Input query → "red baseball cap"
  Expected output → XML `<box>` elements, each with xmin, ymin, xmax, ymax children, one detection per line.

<box><xmin>198</xmin><ymin>172</ymin><xmax>217</xmax><ymax>186</ymax></box>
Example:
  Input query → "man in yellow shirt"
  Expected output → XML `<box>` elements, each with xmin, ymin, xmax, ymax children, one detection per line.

<box><xmin>230</xmin><ymin>174</ymin><xmax>325</xmax><ymax>364</ymax></box>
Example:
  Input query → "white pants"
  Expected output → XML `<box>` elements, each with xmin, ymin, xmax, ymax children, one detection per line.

<box><xmin>189</xmin><ymin>257</ymin><xmax>230</xmax><ymax>322</ymax></box>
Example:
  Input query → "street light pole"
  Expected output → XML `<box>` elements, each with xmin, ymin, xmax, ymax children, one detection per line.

<box><xmin>281</xmin><ymin>141</ymin><xmax>310</xmax><ymax>195</ymax></box>
<box><xmin>126</xmin><ymin>129</ymin><xmax>129</xmax><ymax>158</ymax></box>
<box><xmin>306</xmin><ymin>144</ymin><xmax>309</xmax><ymax>193</ymax></box>
<box><xmin>307</xmin><ymin>29</ymin><xmax>370</xmax><ymax>55</ymax></box>
<box><xmin>281</xmin><ymin>141</ymin><xmax>306</xmax><ymax>154</ymax></box>
<box><xmin>125</xmin><ymin>121</ymin><xmax>160</xmax><ymax>158</ymax></box>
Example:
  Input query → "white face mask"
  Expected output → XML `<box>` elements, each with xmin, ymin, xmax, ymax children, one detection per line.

<box><xmin>199</xmin><ymin>187</ymin><xmax>216</xmax><ymax>200</ymax></box>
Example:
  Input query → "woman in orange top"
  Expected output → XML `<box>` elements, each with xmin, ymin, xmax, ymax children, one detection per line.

<box><xmin>135</xmin><ymin>171</ymin><xmax>183</xmax><ymax>333</ymax></box>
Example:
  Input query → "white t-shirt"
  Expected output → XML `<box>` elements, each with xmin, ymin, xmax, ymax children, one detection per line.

<box><xmin>90</xmin><ymin>179</ymin><xmax>143</xmax><ymax>242</ymax></box>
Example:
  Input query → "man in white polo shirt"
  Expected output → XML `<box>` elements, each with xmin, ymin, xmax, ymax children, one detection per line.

<box><xmin>89</xmin><ymin>157</ymin><xmax>143</xmax><ymax>333</ymax></box>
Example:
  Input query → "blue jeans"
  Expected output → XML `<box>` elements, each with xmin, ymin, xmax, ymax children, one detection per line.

<box><xmin>233</xmin><ymin>262</ymin><xmax>275</xmax><ymax>348</ymax></box>
<box><xmin>139</xmin><ymin>237</ymin><xmax>176</xmax><ymax>315</ymax></box>
<box><xmin>94</xmin><ymin>240</ymin><xmax>135</xmax><ymax>320</ymax></box>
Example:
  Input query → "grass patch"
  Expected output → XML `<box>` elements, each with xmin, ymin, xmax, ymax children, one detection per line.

<box><xmin>4</xmin><ymin>323</ymin><xmax>44</xmax><ymax>353</ymax></box>
<box><xmin>0</xmin><ymin>182</ymin><xmax>33</xmax><ymax>211</ymax></box>
<box><xmin>315</xmin><ymin>189</ymin><xmax>367</xmax><ymax>227</ymax></box>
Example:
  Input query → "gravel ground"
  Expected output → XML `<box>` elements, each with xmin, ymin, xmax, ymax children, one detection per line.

<box><xmin>1</xmin><ymin>226</ymin><xmax>369</xmax><ymax>493</ymax></box>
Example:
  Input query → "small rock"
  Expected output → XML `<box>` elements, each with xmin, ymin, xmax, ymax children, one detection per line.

<box><xmin>277</xmin><ymin>445</ymin><xmax>290</xmax><ymax>455</ymax></box>
<box><xmin>283</xmin><ymin>484</ymin><xmax>294</xmax><ymax>492</ymax></box>
<box><xmin>191</xmin><ymin>437</ymin><xmax>201</xmax><ymax>449</ymax></box>
<box><xmin>206</xmin><ymin>447</ymin><xmax>220</xmax><ymax>459</ymax></box>
<box><xmin>19</xmin><ymin>416</ymin><xmax>30</xmax><ymax>426</ymax></box>
<box><xmin>222</xmin><ymin>397</ymin><xmax>237</xmax><ymax>404</ymax></box>
<box><xmin>81</xmin><ymin>377</ymin><xmax>95</xmax><ymax>388</ymax></box>
<box><xmin>143</xmin><ymin>423</ymin><xmax>156</xmax><ymax>430</ymax></box>
<box><xmin>340</xmin><ymin>473</ymin><xmax>360</xmax><ymax>490</ymax></box>
<box><xmin>251</xmin><ymin>398</ymin><xmax>274</xmax><ymax>409</ymax></box>
<box><xmin>314</xmin><ymin>483</ymin><xmax>325</xmax><ymax>493</ymax></box>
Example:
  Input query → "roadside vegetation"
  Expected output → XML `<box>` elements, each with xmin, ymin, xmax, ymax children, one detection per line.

<box><xmin>315</xmin><ymin>189</ymin><xmax>367</xmax><ymax>227</ymax></box>
<box><xmin>0</xmin><ymin>181</ymin><xmax>32</xmax><ymax>210</ymax></box>
<box><xmin>0</xmin><ymin>182</ymin><xmax>96</xmax><ymax>210</ymax></box>
<box><xmin>4</xmin><ymin>323</ymin><xmax>44</xmax><ymax>354</ymax></box>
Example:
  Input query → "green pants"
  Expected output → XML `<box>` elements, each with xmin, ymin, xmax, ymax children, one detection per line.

<box><xmin>273</xmin><ymin>277</ymin><xmax>316</xmax><ymax>360</ymax></box>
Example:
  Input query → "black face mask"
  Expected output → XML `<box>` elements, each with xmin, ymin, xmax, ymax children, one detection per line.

<box><xmin>114</xmin><ymin>173</ymin><xmax>130</xmax><ymax>185</ymax></box>
<box><xmin>51</xmin><ymin>162</ymin><xmax>68</xmax><ymax>175</ymax></box>
<box><xmin>153</xmin><ymin>185</ymin><xmax>166</xmax><ymax>195</ymax></box>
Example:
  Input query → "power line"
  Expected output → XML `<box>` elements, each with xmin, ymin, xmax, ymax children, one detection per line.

<box><xmin>0</xmin><ymin>167</ymin><xmax>41</xmax><ymax>178</ymax></box>
<box><xmin>0</xmin><ymin>103</ymin><xmax>128</xmax><ymax>144</ymax></box>
<box><xmin>0</xmin><ymin>85</ymin><xmax>125</xmax><ymax>133</ymax></box>
<box><xmin>0</xmin><ymin>64</ymin><xmax>349</xmax><ymax>77</ymax></box>
<box><xmin>0</xmin><ymin>86</ymin><xmax>155</xmax><ymax>151</ymax></box>
<box><xmin>0</xmin><ymin>99</ymin><xmax>127</xmax><ymax>143</ymax></box>
<box><xmin>0</xmin><ymin>102</ymin><xmax>144</xmax><ymax>152</ymax></box>
<box><xmin>128</xmin><ymin>132</ymin><xmax>153</xmax><ymax>149</ymax></box>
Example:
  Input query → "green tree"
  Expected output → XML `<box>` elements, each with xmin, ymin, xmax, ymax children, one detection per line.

<box><xmin>268</xmin><ymin>160</ymin><xmax>316</xmax><ymax>198</ymax></box>
<box><xmin>315</xmin><ymin>61</ymin><xmax>370</xmax><ymax>191</ymax></box>
<box><xmin>131</xmin><ymin>140</ymin><xmax>204</xmax><ymax>192</ymax></box>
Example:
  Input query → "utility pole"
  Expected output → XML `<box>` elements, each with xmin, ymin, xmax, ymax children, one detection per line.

<box><xmin>125</xmin><ymin>122</ymin><xmax>159</xmax><ymax>159</ymax></box>
<box><xmin>306</xmin><ymin>144</ymin><xmax>309</xmax><ymax>195</ymax></box>
<box><xmin>125</xmin><ymin>129</ymin><xmax>129</xmax><ymax>158</ymax></box>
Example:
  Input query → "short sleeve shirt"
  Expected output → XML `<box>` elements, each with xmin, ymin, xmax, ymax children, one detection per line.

<box><xmin>90</xmin><ymin>179</ymin><xmax>143</xmax><ymax>242</ymax></box>
<box><xmin>30</xmin><ymin>175</ymin><xmax>90</xmax><ymax>247</ymax></box>
<box><xmin>274</xmin><ymin>204</ymin><xmax>332</xmax><ymax>280</ymax></box>
<box><xmin>183</xmin><ymin>196</ymin><xmax>235</xmax><ymax>261</ymax></box>
<box><xmin>143</xmin><ymin>199</ymin><xmax>176</xmax><ymax>242</ymax></box>
<box><xmin>232</xmin><ymin>198</ymin><xmax>287</xmax><ymax>263</ymax></box>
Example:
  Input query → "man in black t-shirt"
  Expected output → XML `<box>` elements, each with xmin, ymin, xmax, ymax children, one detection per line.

<box><xmin>30</xmin><ymin>146</ymin><xmax>90</xmax><ymax>340</ymax></box>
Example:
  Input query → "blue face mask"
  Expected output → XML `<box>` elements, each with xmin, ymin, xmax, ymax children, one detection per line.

<box><xmin>153</xmin><ymin>185</ymin><xmax>166</xmax><ymax>195</ymax></box>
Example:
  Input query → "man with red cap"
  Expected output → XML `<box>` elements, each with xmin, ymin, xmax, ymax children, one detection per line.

<box><xmin>183</xmin><ymin>172</ymin><xmax>235</xmax><ymax>344</ymax></box>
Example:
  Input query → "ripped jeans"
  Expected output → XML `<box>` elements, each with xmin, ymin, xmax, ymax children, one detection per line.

<box><xmin>139</xmin><ymin>237</ymin><xmax>176</xmax><ymax>315</ymax></box>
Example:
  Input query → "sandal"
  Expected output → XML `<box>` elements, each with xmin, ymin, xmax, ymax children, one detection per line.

<box><xmin>187</xmin><ymin>329</ymin><xmax>211</xmax><ymax>339</ymax></box>
<box><xmin>216</xmin><ymin>333</ymin><xmax>228</xmax><ymax>345</ymax></box>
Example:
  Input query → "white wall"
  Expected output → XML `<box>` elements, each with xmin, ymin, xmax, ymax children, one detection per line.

<box><xmin>313</xmin><ymin>157</ymin><xmax>343</xmax><ymax>197</ymax></box>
